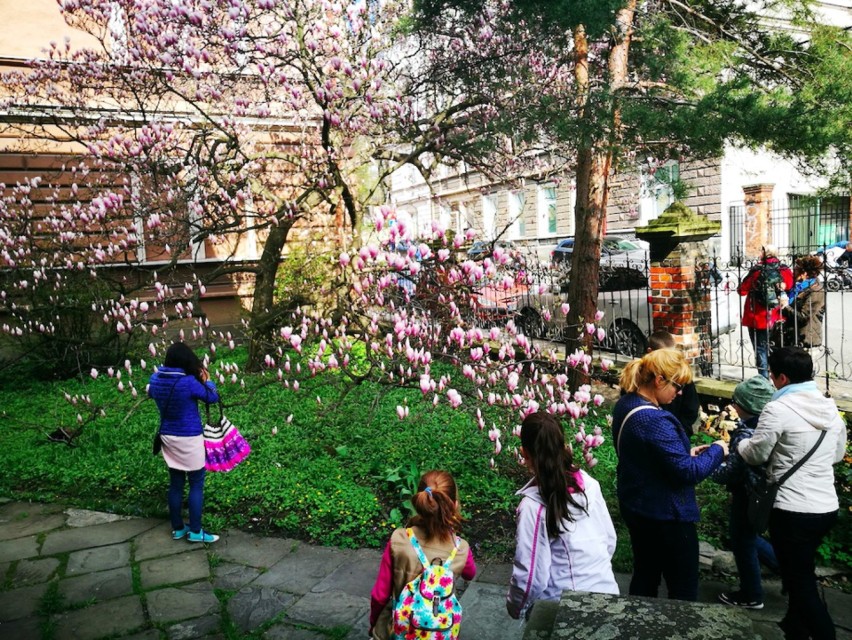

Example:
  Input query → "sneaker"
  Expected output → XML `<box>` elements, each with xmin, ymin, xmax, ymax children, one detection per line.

<box><xmin>718</xmin><ymin>591</ymin><xmax>764</xmax><ymax>609</ymax></box>
<box><xmin>187</xmin><ymin>530</ymin><xmax>219</xmax><ymax>544</ymax></box>
<box><xmin>172</xmin><ymin>526</ymin><xmax>189</xmax><ymax>540</ymax></box>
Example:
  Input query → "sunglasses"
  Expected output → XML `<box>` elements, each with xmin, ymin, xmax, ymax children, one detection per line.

<box><xmin>666</xmin><ymin>379</ymin><xmax>684</xmax><ymax>392</ymax></box>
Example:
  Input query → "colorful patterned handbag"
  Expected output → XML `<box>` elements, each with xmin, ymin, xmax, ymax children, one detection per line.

<box><xmin>203</xmin><ymin>403</ymin><xmax>251</xmax><ymax>472</ymax></box>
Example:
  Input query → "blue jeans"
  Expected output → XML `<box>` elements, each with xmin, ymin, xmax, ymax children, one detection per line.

<box><xmin>770</xmin><ymin>508</ymin><xmax>837</xmax><ymax>640</ymax></box>
<box><xmin>748</xmin><ymin>327</ymin><xmax>770</xmax><ymax>378</ymax></box>
<box><xmin>729</xmin><ymin>489</ymin><xmax>779</xmax><ymax>601</ymax></box>
<box><xmin>168</xmin><ymin>467</ymin><xmax>206</xmax><ymax>533</ymax></box>
<box><xmin>622</xmin><ymin>509</ymin><xmax>699</xmax><ymax>601</ymax></box>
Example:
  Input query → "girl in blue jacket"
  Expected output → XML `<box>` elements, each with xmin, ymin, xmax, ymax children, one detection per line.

<box><xmin>149</xmin><ymin>342</ymin><xmax>220</xmax><ymax>543</ymax></box>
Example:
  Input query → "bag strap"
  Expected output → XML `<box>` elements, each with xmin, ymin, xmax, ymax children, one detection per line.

<box><xmin>204</xmin><ymin>401</ymin><xmax>225</xmax><ymax>425</ymax></box>
<box><xmin>616</xmin><ymin>404</ymin><xmax>658</xmax><ymax>455</ymax></box>
<box><xmin>773</xmin><ymin>430</ymin><xmax>828</xmax><ymax>488</ymax></box>
<box><xmin>158</xmin><ymin>380</ymin><xmax>180</xmax><ymax>432</ymax></box>
<box><xmin>406</xmin><ymin>528</ymin><xmax>429</xmax><ymax>568</ymax></box>
<box><xmin>406</xmin><ymin>528</ymin><xmax>459</xmax><ymax>570</ymax></box>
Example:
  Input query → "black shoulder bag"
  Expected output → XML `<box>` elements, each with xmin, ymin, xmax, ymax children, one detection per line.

<box><xmin>747</xmin><ymin>430</ymin><xmax>827</xmax><ymax>533</ymax></box>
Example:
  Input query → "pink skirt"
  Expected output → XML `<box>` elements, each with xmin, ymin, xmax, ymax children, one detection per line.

<box><xmin>161</xmin><ymin>435</ymin><xmax>205</xmax><ymax>471</ymax></box>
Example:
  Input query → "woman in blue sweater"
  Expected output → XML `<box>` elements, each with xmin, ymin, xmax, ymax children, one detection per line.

<box><xmin>613</xmin><ymin>348</ymin><xmax>728</xmax><ymax>601</ymax></box>
<box><xmin>149</xmin><ymin>342</ymin><xmax>220</xmax><ymax>543</ymax></box>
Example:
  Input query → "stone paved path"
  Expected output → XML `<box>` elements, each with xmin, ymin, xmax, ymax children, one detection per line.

<box><xmin>1</xmin><ymin>499</ymin><xmax>850</xmax><ymax>639</ymax></box>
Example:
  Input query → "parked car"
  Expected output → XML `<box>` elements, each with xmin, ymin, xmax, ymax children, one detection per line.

<box><xmin>509</xmin><ymin>266</ymin><xmax>737</xmax><ymax>356</ymax></box>
<box><xmin>467</xmin><ymin>239</ymin><xmax>517</xmax><ymax>260</ymax></box>
<box><xmin>550</xmin><ymin>235</ymin><xmax>648</xmax><ymax>268</ymax></box>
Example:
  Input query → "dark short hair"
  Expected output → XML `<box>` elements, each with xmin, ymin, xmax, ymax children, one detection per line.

<box><xmin>768</xmin><ymin>346</ymin><xmax>813</xmax><ymax>383</ymax></box>
<box><xmin>164</xmin><ymin>342</ymin><xmax>203</xmax><ymax>379</ymax></box>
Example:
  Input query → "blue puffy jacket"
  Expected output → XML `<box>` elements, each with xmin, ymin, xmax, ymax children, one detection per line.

<box><xmin>149</xmin><ymin>366</ymin><xmax>219</xmax><ymax>437</ymax></box>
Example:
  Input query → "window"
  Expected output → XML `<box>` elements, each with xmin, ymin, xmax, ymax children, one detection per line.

<box><xmin>481</xmin><ymin>194</ymin><xmax>497</xmax><ymax>241</ymax></box>
<box><xmin>509</xmin><ymin>191</ymin><xmax>526</xmax><ymax>239</ymax></box>
<box><xmin>639</xmin><ymin>161</ymin><xmax>679</xmax><ymax>223</ymax></box>
<box><xmin>538</xmin><ymin>185</ymin><xmax>557</xmax><ymax>236</ymax></box>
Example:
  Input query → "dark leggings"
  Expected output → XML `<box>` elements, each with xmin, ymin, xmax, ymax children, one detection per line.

<box><xmin>168</xmin><ymin>467</ymin><xmax>206</xmax><ymax>533</ymax></box>
<box><xmin>623</xmin><ymin>509</ymin><xmax>699</xmax><ymax>601</ymax></box>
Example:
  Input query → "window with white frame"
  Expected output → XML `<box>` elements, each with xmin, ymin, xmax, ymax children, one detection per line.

<box><xmin>508</xmin><ymin>190</ymin><xmax>526</xmax><ymax>239</ymax></box>
<box><xmin>481</xmin><ymin>194</ymin><xmax>497</xmax><ymax>241</ymax></box>
<box><xmin>538</xmin><ymin>185</ymin><xmax>558</xmax><ymax>236</ymax></box>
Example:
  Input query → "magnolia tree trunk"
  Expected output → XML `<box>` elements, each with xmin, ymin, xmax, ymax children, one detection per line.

<box><xmin>247</xmin><ymin>222</ymin><xmax>293</xmax><ymax>370</ymax></box>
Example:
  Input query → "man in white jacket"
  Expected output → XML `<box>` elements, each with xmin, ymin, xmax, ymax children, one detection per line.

<box><xmin>738</xmin><ymin>347</ymin><xmax>847</xmax><ymax>640</ymax></box>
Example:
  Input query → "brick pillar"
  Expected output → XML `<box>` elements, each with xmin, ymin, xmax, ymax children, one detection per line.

<box><xmin>742</xmin><ymin>184</ymin><xmax>774</xmax><ymax>259</ymax></box>
<box><xmin>649</xmin><ymin>243</ymin><xmax>711</xmax><ymax>364</ymax></box>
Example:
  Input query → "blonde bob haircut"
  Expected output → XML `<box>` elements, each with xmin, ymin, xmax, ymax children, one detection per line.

<box><xmin>619</xmin><ymin>348</ymin><xmax>693</xmax><ymax>394</ymax></box>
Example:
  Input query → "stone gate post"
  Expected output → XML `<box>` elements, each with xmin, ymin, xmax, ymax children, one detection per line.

<box><xmin>636</xmin><ymin>202</ymin><xmax>721</xmax><ymax>369</ymax></box>
<box><xmin>742</xmin><ymin>184</ymin><xmax>774</xmax><ymax>259</ymax></box>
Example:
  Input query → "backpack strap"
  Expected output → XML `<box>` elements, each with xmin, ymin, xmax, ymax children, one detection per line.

<box><xmin>616</xmin><ymin>404</ymin><xmax>659</xmax><ymax>456</ymax></box>
<box><xmin>406</xmin><ymin>528</ymin><xmax>460</xmax><ymax>569</ymax></box>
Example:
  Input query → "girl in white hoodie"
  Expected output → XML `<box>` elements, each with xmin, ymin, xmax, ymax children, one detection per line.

<box><xmin>506</xmin><ymin>411</ymin><xmax>619</xmax><ymax>621</ymax></box>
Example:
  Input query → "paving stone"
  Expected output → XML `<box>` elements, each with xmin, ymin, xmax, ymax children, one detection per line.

<box><xmin>0</xmin><ymin>614</ymin><xmax>41</xmax><ymax>639</ymax></box>
<box><xmin>0</xmin><ymin>561</ymin><xmax>10</xmax><ymax>581</ymax></box>
<box><xmin>11</xmin><ymin>557</ymin><xmax>60</xmax><ymax>587</ymax></box>
<box><xmin>135</xmin><ymin>522</ymin><xmax>196</xmax><ymax>562</ymax></box>
<box><xmin>475</xmin><ymin>562</ymin><xmax>513</xmax><ymax>585</ymax></box>
<box><xmin>42</xmin><ymin>518</ymin><xmax>160</xmax><ymax>555</ymax></box>
<box><xmin>64</xmin><ymin>508</ymin><xmax>133</xmax><ymax>528</ymax></box>
<box><xmin>0</xmin><ymin>582</ymin><xmax>48</xmax><ymax>621</ymax></box>
<box><xmin>284</xmin><ymin>590</ymin><xmax>368</xmax><ymax>628</ymax></box>
<box><xmin>212</xmin><ymin>561</ymin><xmax>261</xmax><ymax>590</ymax></box>
<box><xmin>0</xmin><ymin>512</ymin><xmax>66</xmax><ymax>542</ymax></box>
<box><xmin>140</xmin><ymin>549</ymin><xmax>210</xmax><ymax>589</ymax></box>
<box><xmin>67</xmin><ymin>542</ymin><xmax>131</xmax><ymax>575</ymax></box>
<box><xmin>53</xmin><ymin>594</ymin><xmax>145</xmax><ymax>640</ymax></box>
<box><xmin>343</xmin><ymin>610</ymin><xmax>371</xmax><ymax>640</ymax></box>
<box><xmin>215</xmin><ymin>529</ymin><xmax>295</xmax><ymax>569</ymax></box>
<box><xmin>146</xmin><ymin>583</ymin><xmax>219</xmax><ymax>624</ymax></box>
<box><xmin>59</xmin><ymin>566</ymin><xmax>133</xmax><ymax>606</ymax></box>
<box><xmin>121</xmin><ymin>630</ymin><xmax>163</xmax><ymax>640</ymax></box>
<box><xmin>311</xmin><ymin>548</ymin><xmax>380</xmax><ymax>597</ymax></box>
<box><xmin>0</xmin><ymin>502</ymin><xmax>64</xmax><ymax>518</ymax></box>
<box><xmin>0</xmin><ymin>535</ymin><xmax>40</xmax><ymax>563</ymax></box>
<box><xmin>458</xmin><ymin>582</ymin><xmax>523</xmax><ymax>640</ymax></box>
<box><xmin>264</xmin><ymin>623</ymin><xmax>328</xmax><ymax>640</ymax></box>
<box><xmin>166</xmin><ymin>612</ymin><xmax>221</xmax><ymax>639</ymax></box>
<box><xmin>252</xmin><ymin>545</ymin><xmax>349</xmax><ymax>594</ymax></box>
<box><xmin>226</xmin><ymin>586</ymin><xmax>295</xmax><ymax>632</ymax></box>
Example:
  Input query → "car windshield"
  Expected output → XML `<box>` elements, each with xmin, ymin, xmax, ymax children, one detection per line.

<box><xmin>603</xmin><ymin>237</ymin><xmax>642</xmax><ymax>252</ymax></box>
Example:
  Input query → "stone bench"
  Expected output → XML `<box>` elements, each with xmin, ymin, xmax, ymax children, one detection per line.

<box><xmin>524</xmin><ymin>591</ymin><xmax>756</xmax><ymax>640</ymax></box>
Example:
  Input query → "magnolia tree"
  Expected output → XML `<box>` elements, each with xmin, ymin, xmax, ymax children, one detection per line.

<box><xmin>52</xmin><ymin>205</ymin><xmax>613</xmax><ymax>466</ymax></box>
<box><xmin>0</xmin><ymin>0</ymin><xmax>611</xmax><ymax>462</ymax></box>
<box><xmin>0</xmin><ymin>0</ymin><xmax>553</xmax><ymax>374</ymax></box>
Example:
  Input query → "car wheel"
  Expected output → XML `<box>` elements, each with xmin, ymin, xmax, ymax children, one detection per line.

<box><xmin>826</xmin><ymin>277</ymin><xmax>842</xmax><ymax>292</ymax></box>
<box><xmin>607</xmin><ymin>319</ymin><xmax>648</xmax><ymax>357</ymax></box>
<box><xmin>517</xmin><ymin>307</ymin><xmax>547</xmax><ymax>339</ymax></box>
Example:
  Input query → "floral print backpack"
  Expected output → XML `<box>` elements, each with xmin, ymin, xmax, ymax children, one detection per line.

<box><xmin>392</xmin><ymin>528</ymin><xmax>462</xmax><ymax>640</ymax></box>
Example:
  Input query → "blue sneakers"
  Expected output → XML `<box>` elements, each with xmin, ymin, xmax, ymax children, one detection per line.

<box><xmin>187</xmin><ymin>530</ymin><xmax>219</xmax><ymax>544</ymax></box>
<box><xmin>172</xmin><ymin>526</ymin><xmax>189</xmax><ymax>540</ymax></box>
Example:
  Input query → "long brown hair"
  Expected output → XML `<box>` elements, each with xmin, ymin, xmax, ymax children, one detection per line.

<box><xmin>520</xmin><ymin>412</ymin><xmax>586</xmax><ymax>539</ymax></box>
<box><xmin>408</xmin><ymin>470</ymin><xmax>463</xmax><ymax>542</ymax></box>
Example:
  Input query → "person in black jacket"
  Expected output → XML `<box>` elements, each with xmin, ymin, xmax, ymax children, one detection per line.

<box><xmin>647</xmin><ymin>330</ymin><xmax>700</xmax><ymax>435</ymax></box>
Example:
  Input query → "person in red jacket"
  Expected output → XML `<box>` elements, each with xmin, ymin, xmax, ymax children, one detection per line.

<box><xmin>737</xmin><ymin>245</ymin><xmax>794</xmax><ymax>378</ymax></box>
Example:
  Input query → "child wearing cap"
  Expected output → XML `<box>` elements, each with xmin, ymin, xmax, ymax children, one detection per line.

<box><xmin>711</xmin><ymin>376</ymin><xmax>779</xmax><ymax>609</ymax></box>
